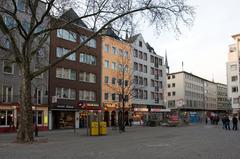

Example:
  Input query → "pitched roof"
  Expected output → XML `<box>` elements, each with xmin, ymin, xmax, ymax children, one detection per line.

<box><xmin>126</xmin><ymin>34</ymin><xmax>141</xmax><ymax>43</ymax></box>
<box><xmin>102</xmin><ymin>26</ymin><xmax>120</xmax><ymax>40</ymax></box>
<box><xmin>60</xmin><ymin>8</ymin><xmax>88</xmax><ymax>29</ymax></box>
<box><xmin>146</xmin><ymin>42</ymin><xmax>156</xmax><ymax>54</ymax></box>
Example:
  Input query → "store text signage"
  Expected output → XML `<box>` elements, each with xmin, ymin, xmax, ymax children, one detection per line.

<box><xmin>56</xmin><ymin>105</ymin><xmax>75</xmax><ymax>109</ymax></box>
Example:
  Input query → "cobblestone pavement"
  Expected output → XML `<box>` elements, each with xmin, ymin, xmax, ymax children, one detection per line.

<box><xmin>1</xmin><ymin>124</ymin><xmax>240</xmax><ymax>159</ymax></box>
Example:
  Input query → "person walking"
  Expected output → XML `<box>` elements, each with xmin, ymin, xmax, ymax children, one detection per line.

<box><xmin>232</xmin><ymin>115</ymin><xmax>238</xmax><ymax>131</ymax></box>
<box><xmin>205</xmin><ymin>117</ymin><xmax>208</xmax><ymax>125</ymax></box>
<box><xmin>225</xmin><ymin>115</ymin><xmax>230</xmax><ymax>130</ymax></box>
<box><xmin>222</xmin><ymin>115</ymin><xmax>226</xmax><ymax>129</ymax></box>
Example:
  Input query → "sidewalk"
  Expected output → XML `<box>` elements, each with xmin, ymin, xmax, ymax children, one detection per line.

<box><xmin>0</xmin><ymin>126</ymin><xmax>148</xmax><ymax>144</ymax></box>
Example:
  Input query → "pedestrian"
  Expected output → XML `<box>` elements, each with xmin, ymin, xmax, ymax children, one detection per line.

<box><xmin>205</xmin><ymin>117</ymin><xmax>208</xmax><ymax>125</ymax></box>
<box><xmin>232</xmin><ymin>115</ymin><xmax>238</xmax><ymax>131</ymax></box>
<box><xmin>210</xmin><ymin>116</ymin><xmax>213</xmax><ymax>125</ymax></box>
<box><xmin>216</xmin><ymin>115</ymin><xmax>219</xmax><ymax>125</ymax></box>
<box><xmin>225</xmin><ymin>115</ymin><xmax>230</xmax><ymax>130</ymax></box>
<box><xmin>222</xmin><ymin>115</ymin><xmax>226</xmax><ymax>129</ymax></box>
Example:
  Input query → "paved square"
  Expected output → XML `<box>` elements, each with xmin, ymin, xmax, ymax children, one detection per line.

<box><xmin>1</xmin><ymin>124</ymin><xmax>240</xmax><ymax>159</ymax></box>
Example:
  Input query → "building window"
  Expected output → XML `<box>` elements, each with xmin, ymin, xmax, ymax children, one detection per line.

<box><xmin>139</xmin><ymin>41</ymin><xmax>142</xmax><ymax>47</ymax></box>
<box><xmin>118</xmin><ymin>79</ymin><xmax>122</xmax><ymax>86</ymax></box>
<box><xmin>56</xmin><ymin>47</ymin><xmax>76</xmax><ymax>61</ymax></box>
<box><xmin>159</xmin><ymin>59</ymin><xmax>163</xmax><ymax>66</ymax></box>
<box><xmin>56</xmin><ymin>68</ymin><xmax>76</xmax><ymax>80</ymax></box>
<box><xmin>159</xmin><ymin>81</ymin><xmax>162</xmax><ymax>89</ymax></box>
<box><xmin>56</xmin><ymin>88</ymin><xmax>76</xmax><ymax>100</ymax></box>
<box><xmin>172</xmin><ymin>91</ymin><xmax>176</xmax><ymax>96</ymax></box>
<box><xmin>0</xmin><ymin>110</ymin><xmax>13</xmax><ymax>126</ymax></box>
<box><xmin>144</xmin><ymin>78</ymin><xmax>148</xmax><ymax>86</ymax></box>
<box><xmin>133</xmin><ymin>49</ymin><xmax>138</xmax><ymax>57</ymax></box>
<box><xmin>232</xmin><ymin>86</ymin><xmax>238</xmax><ymax>93</ymax></box>
<box><xmin>150</xmin><ymin>55</ymin><xmax>154</xmax><ymax>63</ymax></box>
<box><xmin>123</xmin><ymin>51</ymin><xmax>128</xmax><ymax>57</ymax></box>
<box><xmin>34</xmin><ymin>88</ymin><xmax>42</xmax><ymax>104</ymax></box>
<box><xmin>112</xmin><ymin>93</ymin><xmax>116</xmax><ymax>101</ymax></box>
<box><xmin>231</xmin><ymin>76</ymin><xmax>238</xmax><ymax>82</ymax></box>
<box><xmin>139</xmin><ymin>51</ymin><xmax>143</xmax><ymax>59</ymax></box>
<box><xmin>80</xmin><ymin>53</ymin><xmax>96</xmax><ymax>65</ymax></box>
<box><xmin>150</xmin><ymin>67</ymin><xmax>154</xmax><ymax>75</ymax></box>
<box><xmin>168</xmin><ymin>92</ymin><xmax>171</xmax><ymax>96</ymax></box>
<box><xmin>112</xmin><ymin>47</ymin><xmax>117</xmax><ymax>54</ymax></box>
<box><xmin>139</xmin><ymin>90</ymin><xmax>143</xmax><ymax>99</ymax></box>
<box><xmin>134</xmin><ymin>62</ymin><xmax>138</xmax><ymax>71</ymax></box>
<box><xmin>230</xmin><ymin>64</ymin><xmax>237</xmax><ymax>71</ymax></box>
<box><xmin>2</xmin><ymin>86</ymin><xmax>13</xmax><ymax>103</ymax></box>
<box><xmin>112</xmin><ymin>62</ymin><xmax>116</xmax><ymax>70</ymax></box>
<box><xmin>143</xmin><ymin>90</ymin><xmax>148</xmax><ymax>99</ymax></box>
<box><xmin>151</xmin><ymin>80</ymin><xmax>154</xmax><ymax>87</ymax></box>
<box><xmin>125</xmin><ymin>80</ymin><xmax>129</xmax><ymax>87</ymax></box>
<box><xmin>57</xmin><ymin>29</ymin><xmax>76</xmax><ymax>42</ymax></box>
<box><xmin>33</xmin><ymin>111</ymin><xmax>43</xmax><ymax>125</ymax></box>
<box><xmin>104</xmin><ymin>76</ymin><xmax>109</xmax><ymax>84</ymax></box>
<box><xmin>104</xmin><ymin>93</ymin><xmax>109</xmax><ymax>100</ymax></box>
<box><xmin>143</xmin><ymin>53</ymin><xmax>147</xmax><ymax>61</ymax></box>
<box><xmin>139</xmin><ymin>77</ymin><xmax>143</xmax><ymax>85</ymax></box>
<box><xmin>104</xmin><ymin>60</ymin><xmax>109</xmax><ymax>68</ymax></box>
<box><xmin>79</xmin><ymin>35</ymin><xmax>96</xmax><ymax>48</ymax></box>
<box><xmin>139</xmin><ymin>64</ymin><xmax>143</xmax><ymax>72</ymax></box>
<box><xmin>79</xmin><ymin>72</ymin><xmax>96</xmax><ymax>83</ymax></box>
<box><xmin>134</xmin><ymin>76</ymin><xmax>138</xmax><ymax>84</ymax></box>
<box><xmin>3</xmin><ymin>61</ymin><xmax>14</xmax><ymax>74</ymax></box>
<box><xmin>151</xmin><ymin>92</ymin><xmax>154</xmax><ymax>100</ymax></box>
<box><xmin>172</xmin><ymin>83</ymin><xmax>175</xmax><ymax>87</ymax></box>
<box><xmin>159</xmin><ymin>70</ymin><xmax>162</xmax><ymax>77</ymax></box>
<box><xmin>168</xmin><ymin>84</ymin><xmax>171</xmax><ymax>88</ymax></box>
<box><xmin>112</xmin><ymin>77</ymin><xmax>116</xmax><ymax>84</ymax></box>
<box><xmin>168</xmin><ymin>76</ymin><xmax>171</xmax><ymax>79</ymax></box>
<box><xmin>104</xmin><ymin>44</ymin><xmax>110</xmax><ymax>53</ymax></box>
<box><xmin>134</xmin><ymin>89</ymin><xmax>138</xmax><ymax>99</ymax></box>
<box><xmin>143</xmin><ymin>65</ymin><xmax>147</xmax><ymax>73</ymax></box>
<box><xmin>172</xmin><ymin>75</ymin><xmax>175</xmax><ymax>79</ymax></box>
<box><xmin>79</xmin><ymin>90</ymin><xmax>96</xmax><ymax>101</ymax></box>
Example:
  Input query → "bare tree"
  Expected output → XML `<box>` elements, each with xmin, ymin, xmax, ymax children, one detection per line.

<box><xmin>0</xmin><ymin>0</ymin><xmax>194</xmax><ymax>142</ymax></box>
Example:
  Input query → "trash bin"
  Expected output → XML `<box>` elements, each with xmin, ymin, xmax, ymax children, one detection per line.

<box><xmin>100</xmin><ymin>122</ymin><xmax>107</xmax><ymax>135</ymax></box>
<box><xmin>91</xmin><ymin>122</ymin><xmax>99</xmax><ymax>136</ymax></box>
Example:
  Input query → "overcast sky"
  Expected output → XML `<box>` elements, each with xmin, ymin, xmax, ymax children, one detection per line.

<box><xmin>141</xmin><ymin>0</ymin><xmax>240</xmax><ymax>84</ymax></box>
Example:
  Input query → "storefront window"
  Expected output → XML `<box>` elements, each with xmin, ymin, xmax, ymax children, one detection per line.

<box><xmin>33</xmin><ymin>111</ymin><xmax>43</xmax><ymax>125</ymax></box>
<box><xmin>0</xmin><ymin>110</ymin><xmax>13</xmax><ymax>126</ymax></box>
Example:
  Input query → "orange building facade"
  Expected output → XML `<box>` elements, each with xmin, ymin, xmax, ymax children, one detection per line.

<box><xmin>101</xmin><ymin>35</ymin><xmax>132</xmax><ymax>127</ymax></box>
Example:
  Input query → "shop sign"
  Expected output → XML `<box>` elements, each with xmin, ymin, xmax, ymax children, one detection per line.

<box><xmin>134</xmin><ymin>108</ymin><xmax>148</xmax><ymax>112</ymax></box>
<box><xmin>56</xmin><ymin>105</ymin><xmax>75</xmax><ymax>109</ymax></box>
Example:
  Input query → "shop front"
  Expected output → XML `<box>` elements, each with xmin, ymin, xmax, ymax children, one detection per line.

<box><xmin>0</xmin><ymin>103</ymin><xmax>48</xmax><ymax>133</ymax></box>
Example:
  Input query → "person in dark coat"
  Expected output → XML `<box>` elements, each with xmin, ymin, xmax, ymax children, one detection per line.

<box><xmin>222</xmin><ymin>115</ymin><xmax>226</xmax><ymax>129</ymax></box>
<box><xmin>225</xmin><ymin>115</ymin><xmax>230</xmax><ymax>130</ymax></box>
<box><xmin>232</xmin><ymin>115</ymin><xmax>238</xmax><ymax>130</ymax></box>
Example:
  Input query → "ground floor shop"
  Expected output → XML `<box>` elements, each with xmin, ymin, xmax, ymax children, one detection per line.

<box><xmin>103</xmin><ymin>103</ymin><xmax>131</xmax><ymax>127</ymax></box>
<box><xmin>0</xmin><ymin>104</ymin><xmax>48</xmax><ymax>133</ymax></box>
<box><xmin>49</xmin><ymin>103</ymin><xmax>101</xmax><ymax>130</ymax></box>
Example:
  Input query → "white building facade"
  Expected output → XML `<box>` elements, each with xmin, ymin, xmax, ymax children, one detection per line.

<box><xmin>227</xmin><ymin>34</ymin><xmax>240</xmax><ymax>113</ymax></box>
<box><xmin>128</xmin><ymin>34</ymin><xmax>167</xmax><ymax>120</ymax></box>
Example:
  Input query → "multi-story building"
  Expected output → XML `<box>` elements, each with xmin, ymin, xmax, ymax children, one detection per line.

<box><xmin>227</xmin><ymin>34</ymin><xmax>240</xmax><ymax>113</ymax></box>
<box><xmin>127</xmin><ymin>34</ymin><xmax>166</xmax><ymax>121</ymax></box>
<box><xmin>167</xmin><ymin>71</ymin><xmax>204</xmax><ymax>111</ymax></box>
<box><xmin>204</xmin><ymin>80</ymin><xmax>217</xmax><ymax>111</ymax></box>
<box><xmin>167</xmin><ymin>71</ymin><xmax>230</xmax><ymax>121</ymax></box>
<box><xmin>216</xmin><ymin>83</ymin><xmax>230</xmax><ymax>111</ymax></box>
<box><xmin>0</xmin><ymin>1</ymin><xmax>49</xmax><ymax>132</ymax></box>
<box><xmin>48</xmin><ymin>9</ymin><xmax>101</xmax><ymax>129</ymax></box>
<box><xmin>101</xmin><ymin>27</ymin><xmax>132</xmax><ymax>126</ymax></box>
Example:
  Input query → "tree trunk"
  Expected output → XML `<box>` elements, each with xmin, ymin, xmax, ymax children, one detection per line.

<box><xmin>16</xmin><ymin>67</ymin><xmax>34</xmax><ymax>143</ymax></box>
